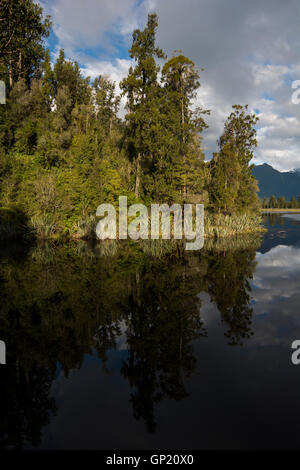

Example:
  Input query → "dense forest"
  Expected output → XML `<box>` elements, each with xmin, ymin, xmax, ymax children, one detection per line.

<box><xmin>262</xmin><ymin>195</ymin><xmax>300</xmax><ymax>209</ymax></box>
<box><xmin>0</xmin><ymin>0</ymin><xmax>262</xmax><ymax>240</ymax></box>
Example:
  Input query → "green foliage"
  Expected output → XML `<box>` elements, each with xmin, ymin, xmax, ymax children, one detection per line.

<box><xmin>209</xmin><ymin>105</ymin><xmax>260</xmax><ymax>214</ymax></box>
<box><xmin>120</xmin><ymin>13</ymin><xmax>166</xmax><ymax>198</ymax></box>
<box><xmin>0</xmin><ymin>4</ymin><xmax>262</xmax><ymax>240</ymax></box>
<box><xmin>0</xmin><ymin>0</ymin><xmax>51</xmax><ymax>89</ymax></box>
<box><xmin>205</xmin><ymin>212</ymin><xmax>264</xmax><ymax>237</ymax></box>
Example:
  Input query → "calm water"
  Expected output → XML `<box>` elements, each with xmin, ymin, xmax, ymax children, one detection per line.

<box><xmin>1</xmin><ymin>213</ymin><xmax>300</xmax><ymax>450</ymax></box>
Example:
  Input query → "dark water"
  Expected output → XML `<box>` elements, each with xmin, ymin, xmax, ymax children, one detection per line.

<box><xmin>0</xmin><ymin>213</ymin><xmax>300</xmax><ymax>450</ymax></box>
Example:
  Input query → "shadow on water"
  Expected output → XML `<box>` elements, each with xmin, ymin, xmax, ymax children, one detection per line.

<box><xmin>0</xmin><ymin>233</ymin><xmax>261</xmax><ymax>448</ymax></box>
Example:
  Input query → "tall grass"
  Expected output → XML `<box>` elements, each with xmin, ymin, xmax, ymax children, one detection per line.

<box><xmin>205</xmin><ymin>213</ymin><xmax>264</xmax><ymax>238</ymax></box>
<box><xmin>30</xmin><ymin>214</ymin><xmax>57</xmax><ymax>239</ymax></box>
<box><xmin>1</xmin><ymin>205</ymin><xmax>265</xmax><ymax>243</ymax></box>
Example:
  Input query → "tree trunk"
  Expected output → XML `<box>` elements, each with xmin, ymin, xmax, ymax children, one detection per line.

<box><xmin>135</xmin><ymin>153</ymin><xmax>141</xmax><ymax>197</ymax></box>
<box><xmin>8</xmin><ymin>6</ymin><xmax>13</xmax><ymax>89</ymax></box>
<box><xmin>9</xmin><ymin>55</ymin><xmax>13</xmax><ymax>89</ymax></box>
<box><xmin>18</xmin><ymin>51</ymin><xmax>22</xmax><ymax>81</ymax></box>
<box><xmin>181</xmin><ymin>97</ymin><xmax>187</xmax><ymax>200</ymax></box>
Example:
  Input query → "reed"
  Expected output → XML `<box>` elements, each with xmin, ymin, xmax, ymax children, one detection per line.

<box><xmin>205</xmin><ymin>213</ymin><xmax>265</xmax><ymax>238</ymax></box>
<box><xmin>30</xmin><ymin>214</ymin><xmax>57</xmax><ymax>239</ymax></box>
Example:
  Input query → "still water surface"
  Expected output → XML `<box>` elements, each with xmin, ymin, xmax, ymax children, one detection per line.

<box><xmin>0</xmin><ymin>213</ymin><xmax>300</xmax><ymax>449</ymax></box>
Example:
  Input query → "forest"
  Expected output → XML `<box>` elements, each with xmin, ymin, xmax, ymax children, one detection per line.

<box><xmin>262</xmin><ymin>195</ymin><xmax>300</xmax><ymax>209</ymax></box>
<box><xmin>0</xmin><ymin>0</ymin><xmax>262</xmax><ymax>241</ymax></box>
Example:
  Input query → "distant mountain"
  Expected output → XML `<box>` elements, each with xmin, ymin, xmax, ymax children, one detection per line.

<box><xmin>252</xmin><ymin>163</ymin><xmax>300</xmax><ymax>199</ymax></box>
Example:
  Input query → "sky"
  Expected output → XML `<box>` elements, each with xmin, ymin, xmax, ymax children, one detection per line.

<box><xmin>39</xmin><ymin>0</ymin><xmax>300</xmax><ymax>172</ymax></box>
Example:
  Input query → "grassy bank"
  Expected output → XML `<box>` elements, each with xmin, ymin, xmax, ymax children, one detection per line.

<box><xmin>205</xmin><ymin>213</ymin><xmax>265</xmax><ymax>238</ymax></box>
<box><xmin>0</xmin><ymin>207</ymin><xmax>265</xmax><ymax>242</ymax></box>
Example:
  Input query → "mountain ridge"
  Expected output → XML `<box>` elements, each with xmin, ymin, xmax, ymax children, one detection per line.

<box><xmin>252</xmin><ymin>163</ymin><xmax>300</xmax><ymax>199</ymax></box>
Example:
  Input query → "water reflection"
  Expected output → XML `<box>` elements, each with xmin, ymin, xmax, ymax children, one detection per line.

<box><xmin>0</xmin><ymin>235</ymin><xmax>261</xmax><ymax>448</ymax></box>
<box><xmin>0</xmin><ymin>215</ymin><xmax>299</xmax><ymax>449</ymax></box>
<box><xmin>260</xmin><ymin>212</ymin><xmax>300</xmax><ymax>252</ymax></box>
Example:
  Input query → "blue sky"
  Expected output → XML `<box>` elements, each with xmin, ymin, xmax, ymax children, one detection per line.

<box><xmin>39</xmin><ymin>0</ymin><xmax>300</xmax><ymax>171</ymax></box>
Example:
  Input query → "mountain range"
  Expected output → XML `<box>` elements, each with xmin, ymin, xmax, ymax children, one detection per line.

<box><xmin>252</xmin><ymin>163</ymin><xmax>300</xmax><ymax>200</ymax></box>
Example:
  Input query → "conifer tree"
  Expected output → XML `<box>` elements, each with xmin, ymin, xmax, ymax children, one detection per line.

<box><xmin>269</xmin><ymin>195</ymin><xmax>276</xmax><ymax>208</ymax></box>
<box><xmin>210</xmin><ymin>105</ymin><xmax>259</xmax><ymax>214</ymax></box>
<box><xmin>120</xmin><ymin>13</ymin><xmax>165</xmax><ymax>197</ymax></box>
<box><xmin>93</xmin><ymin>76</ymin><xmax>120</xmax><ymax>138</ymax></box>
<box><xmin>158</xmin><ymin>55</ymin><xmax>208</xmax><ymax>202</ymax></box>
<box><xmin>161</xmin><ymin>54</ymin><xmax>208</xmax><ymax>201</ymax></box>
<box><xmin>290</xmin><ymin>195</ymin><xmax>297</xmax><ymax>208</ymax></box>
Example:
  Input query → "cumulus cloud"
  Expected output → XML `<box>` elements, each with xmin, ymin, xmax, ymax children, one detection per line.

<box><xmin>80</xmin><ymin>58</ymin><xmax>131</xmax><ymax>83</ymax></box>
<box><xmin>40</xmin><ymin>0</ymin><xmax>146</xmax><ymax>57</ymax></box>
<box><xmin>248</xmin><ymin>244</ymin><xmax>300</xmax><ymax>347</ymax></box>
<box><xmin>40</xmin><ymin>0</ymin><xmax>300</xmax><ymax>170</ymax></box>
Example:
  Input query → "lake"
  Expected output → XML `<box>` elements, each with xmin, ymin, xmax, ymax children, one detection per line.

<box><xmin>0</xmin><ymin>212</ymin><xmax>300</xmax><ymax>450</ymax></box>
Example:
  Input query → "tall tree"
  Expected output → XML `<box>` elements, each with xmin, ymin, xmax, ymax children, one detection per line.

<box><xmin>120</xmin><ymin>13</ymin><xmax>165</xmax><ymax>197</ymax></box>
<box><xmin>0</xmin><ymin>0</ymin><xmax>51</xmax><ymax>89</ymax></box>
<box><xmin>93</xmin><ymin>76</ymin><xmax>120</xmax><ymax>137</ymax></box>
<box><xmin>269</xmin><ymin>195</ymin><xmax>276</xmax><ymax>209</ymax></box>
<box><xmin>290</xmin><ymin>195</ymin><xmax>297</xmax><ymax>209</ymax></box>
<box><xmin>210</xmin><ymin>105</ymin><xmax>259</xmax><ymax>214</ymax></box>
<box><xmin>161</xmin><ymin>54</ymin><xmax>208</xmax><ymax>200</ymax></box>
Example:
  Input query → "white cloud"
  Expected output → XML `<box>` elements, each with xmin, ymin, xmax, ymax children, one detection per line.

<box><xmin>41</xmin><ymin>0</ymin><xmax>140</xmax><ymax>53</ymax></box>
<box><xmin>81</xmin><ymin>58</ymin><xmax>132</xmax><ymax>83</ymax></box>
<box><xmin>81</xmin><ymin>58</ymin><xmax>133</xmax><ymax>116</ymax></box>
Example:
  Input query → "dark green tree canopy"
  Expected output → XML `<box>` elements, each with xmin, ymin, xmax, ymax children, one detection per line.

<box><xmin>0</xmin><ymin>0</ymin><xmax>51</xmax><ymax>89</ymax></box>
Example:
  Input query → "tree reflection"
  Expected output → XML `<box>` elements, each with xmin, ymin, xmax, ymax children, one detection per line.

<box><xmin>205</xmin><ymin>249</ymin><xmax>256</xmax><ymax>345</ymax></box>
<box><xmin>121</xmin><ymin>263</ymin><xmax>207</xmax><ymax>431</ymax></box>
<box><xmin>0</xmin><ymin>237</ymin><xmax>259</xmax><ymax>445</ymax></box>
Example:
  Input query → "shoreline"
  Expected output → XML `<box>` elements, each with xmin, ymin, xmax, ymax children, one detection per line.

<box><xmin>0</xmin><ymin>207</ymin><xmax>266</xmax><ymax>242</ymax></box>
<box><xmin>261</xmin><ymin>209</ymin><xmax>300</xmax><ymax>213</ymax></box>
<box><xmin>0</xmin><ymin>225</ymin><xmax>266</xmax><ymax>243</ymax></box>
